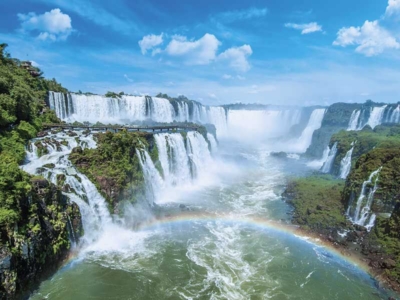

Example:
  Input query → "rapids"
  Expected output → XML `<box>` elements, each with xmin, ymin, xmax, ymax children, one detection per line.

<box><xmin>24</xmin><ymin>107</ymin><xmax>394</xmax><ymax>300</ymax></box>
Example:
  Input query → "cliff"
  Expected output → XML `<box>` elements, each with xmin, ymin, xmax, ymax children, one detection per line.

<box><xmin>0</xmin><ymin>44</ymin><xmax>84</xmax><ymax>299</ymax></box>
<box><xmin>0</xmin><ymin>170</ymin><xmax>82</xmax><ymax>299</ymax></box>
<box><xmin>306</xmin><ymin>102</ymin><xmax>361</xmax><ymax>158</ymax></box>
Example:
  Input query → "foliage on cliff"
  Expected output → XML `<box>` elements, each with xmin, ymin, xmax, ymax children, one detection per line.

<box><xmin>284</xmin><ymin>175</ymin><xmax>347</xmax><ymax>231</ymax></box>
<box><xmin>329</xmin><ymin>124</ymin><xmax>400</xmax><ymax>176</ymax></box>
<box><xmin>69</xmin><ymin>131</ymin><xmax>158</xmax><ymax>211</ymax></box>
<box><xmin>0</xmin><ymin>174</ymin><xmax>82</xmax><ymax>299</ymax></box>
<box><xmin>0</xmin><ymin>44</ymin><xmax>79</xmax><ymax>298</ymax></box>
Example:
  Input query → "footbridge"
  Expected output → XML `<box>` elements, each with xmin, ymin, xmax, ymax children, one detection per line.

<box><xmin>42</xmin><ymin>123</ymin><xmax>199</xmax><ymax>133</ymax></box>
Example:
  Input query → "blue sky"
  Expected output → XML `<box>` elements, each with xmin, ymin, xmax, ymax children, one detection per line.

<box><xmin>1</xmin><ymin>0</ymin><xmax>400</xmax><ymax>105</ymax></box>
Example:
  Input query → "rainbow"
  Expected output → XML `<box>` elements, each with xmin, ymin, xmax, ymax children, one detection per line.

<box><xmin>135</xmin><ymin>211</ymin><xmax>371</xmax><ymax>274</ymax></box>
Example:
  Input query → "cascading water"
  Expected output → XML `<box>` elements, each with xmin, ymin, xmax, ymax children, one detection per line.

<box><xmin>389</xmin><ymin>105</ymin><xmax>400</xmax><ymax>123</ymax></box>
<box><xmin>139</xmin><ymin>131</ymin><xmax>213</xmax><ymax>204</ymax></box>
<box><xmin>207</xmin><ymin>133</ymin><xmax>218</xmax><ymax>153</ymax></box>
<box><xmin>22</xmin><ymin>131</ymin><xmax>112</xmax><ymax>245</ymax></box>
<box><xmin>347</xmin><ymin>167</ymin><xmax>382</xmax><ymax>231</ymax></box>
<box><xmin>47</xmin><ymin>92</ymin><xmax>228</xmax><ymax>137</ymax></box>
<box><xmin>366</xmin><ymin>106</ymin><xmax>387</xmax><ymax>129</ymax></box>
<box><xmin>339</xmin><ymin>147</ymin><xmax>354</xmax><ymax>179</ymax></box>
<box><xmin>291</xmin><ymin>109</ymin><xmax>326</xmax><ymax>153</ymax></box>
<box><xmin>347</xmin><ymin>105</ymin><xmax>400</xmax><ymax>131</ymax></box>
<box><xmin>226</xmin><ymin>109</ymin><xmax>304</xmax><ymax>143</ymax></box>
<box><xmin>321</xmin><ymin>142</ymin><xmax>337</xmax><ymax>173</ymax></box>
<box><xmin>347</xmin><ymin>110</ymin><xmax>361</xmax><ymax>131</ymax></box>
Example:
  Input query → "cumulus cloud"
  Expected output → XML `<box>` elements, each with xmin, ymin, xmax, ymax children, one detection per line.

<box><xmin>218</xmin><ymin>45</ymin><xmax>253</xmax><ymax>72</ymax></box>
<box><xmin>138</xmin><ymin>33</ymin><xmax>253</xmax><ymax>71</ymax></box>
<box><xmin>284</xmin><ymin>22</ymin><xmax>322</xmax><ymax>34</ymax></box>
<box><xmin>333</xmin><ymin>20</ymin><xmax>400</xmax><ymax>56</ymax></box>
<box><xmin>18</xmin><ymin>8</ymin><xmax>72</xmax><ymax>41</ymax></box>
<box><xmin>386</xmin><ymin>0</ymin><xmax>400</xmax><ymax>16</ymax></box>
<box><xmin>165</xmin><ymin>33</ymin><xmax>221</xmax><ymax>65</ymax></box>
<box><xmin>138</xmin><ymin>33</ymin><xmax>163</xmax><ymax>55</ymax></box>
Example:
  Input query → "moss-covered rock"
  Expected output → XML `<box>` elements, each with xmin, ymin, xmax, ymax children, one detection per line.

<box><xmin>69</xmin><ymin>131</ymin><xmax>156</xmax><ymax>213</ymax></box>
<box><xmin>283</xmin><ymin>175</ymin><xmax>348</xmax><ymax>233</ymax></box>
<box><xmin>0</xmin><ymin>178</ymin><xmax>82</xmax><ymax>299</ymax></box>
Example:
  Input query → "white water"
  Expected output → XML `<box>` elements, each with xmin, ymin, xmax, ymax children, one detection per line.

<box><xmin>226</xmin><ymin>109</ymin><xmax>303</xmax><ymax>144</ymax></box>
<box><xmin>347</xmin><ymin>110</ymin><xmax>361</xmax><ymax>131</ymax></box>
<box><xmin>389</xmin><ymin>105</ymin><xmax>400</xmax><ymax>123</ymax></box>
<box><xmin>366</xmin><ymin>106</ymin><xmax>387</xmax><ymax>129</ymax></box>
<box><xmin>22</xmin><ymin>132</ymin><xmax>112</xmax><ymax>245</ymax></box>
<box><xmin>48</xmin><ymin>92</ymin><xmax>228</xmax><ymax>137</ymax></box>
<box><xmin>320</xmin><ymin>142</ymin><xmax>338</xmax><ymax>173</ymax></box>
<box><xmin>139</xmin><ymin>131</ymin><xmax>214</xmax><ymax>204</ymax></box>
<box><xmin>339</xmin><ymin>147</ymin><xmax>354</xmax><ymax>179</ymax></box>
<box><xmin>347</xmin><ymin>105</ymin><xmax>400</xmax><ymax>131</ymax></box>
<box><xmin>291</xmin><ymin>109</ymin><xmax>326</xmax><ymax>153</ymax></box>
<box><xmin>307</xmin><ymin>146</ymin><xmax>330</xmax><ymax>169</ymax></box>
<box><xmin>348</xmin><ymin>167</ymin><xmax>382</xmax><ymax>230</ymax></box>
<box><xmin>207</xmin><ymin>133</ymin><xmax>218</xmax><ymax>153</ymax></box>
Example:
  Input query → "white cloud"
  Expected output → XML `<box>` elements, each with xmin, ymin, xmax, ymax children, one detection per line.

<box><xmin>222</xmin><ymin>74</ymin><xmax>232</xmax><ymax>79</ymax></box>
<box><xmin>284</xmin><ymin>22</ymin><xmax>322</xmax><ymax>34</ymax></box>
<box><xmin>218</xmin><ymin>45</ymin><xmax>253</xmax><ymax>72</ymax></box>
<box><xmin>18</xmin><ymin>8</ymin><xmax>72</xmax><ymax>41</ymax></box>
<box><xmin>214</xmin><ymin>7</ymin><xmax>268</xmax><ymax>23</ymax></box>
<box><xmin>35</xmin><ymin>0</ymin><xmax>137</xmax><ymax>34</ymax></box>
<box><xmin>138</xmin><ymin>33</ymin><xmax>163</xmax><ymax>55</ymax></box>
<box><xmin>386</xmin><ymin>0</ymin><xmax>400</xmax><ymax>16</ymax></box>
<box><xmin>124</xmin><ymin>74</ymin><xmax>133</xmax><ymax>82</ymax></box>
<box><xmin>333</xmin><ymin>20</ymin><xmax>400</xmax><ymax>56</ymax></box>
<box><xmin>165</xmin><ymin>33</ymin><xmax>221</xmax><ymax>65</ymax></box>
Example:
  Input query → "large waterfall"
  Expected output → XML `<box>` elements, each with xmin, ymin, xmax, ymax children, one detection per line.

<box><xmin>139</xmin><ymin>131</ymin><xmax>213</xmax><ymax>204</ymax></box>
<box><xmin>347</xmin><ymin>167</ymin><xmax>382</xmax><ymax>231</ymax></box>
<box><xmin>226</xmin><ymin>109</ymin><xmax>302</xmax><ymax>140</ymax></box>
<box><xmin>321</xmin><ymin>142</ymin><xmax>338</xmax><ymax>173</ymax></box>
<box><xmin>291</xmin><ymin>109</ymin><xmax>326</xmax><ymax>153</ymax></box>
<box><xmin>339</xmin><ymin>147</ymin><xmax>354</xmax><ymax>179</ymax></box>
<box><xmin>48</xmin><ymin>92</ymin><xmax>227</xmax><ymax>136</ymax></box>
<box><xmin>347</xmin><ymin>105</ymin><xmax>400</xmax><ymax>131</ymax></box>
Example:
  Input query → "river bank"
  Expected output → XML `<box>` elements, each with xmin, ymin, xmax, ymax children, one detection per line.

<box><xmin>283</xmin><ymin>175</ymin><xmax>400</xmax><ymax>297</ymax></box>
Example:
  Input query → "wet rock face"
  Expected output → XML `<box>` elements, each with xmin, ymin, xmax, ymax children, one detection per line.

<box><xmin>0</xmin><ymin>180</ymin><xmax>82</xmax><ymax>299</ymax></box>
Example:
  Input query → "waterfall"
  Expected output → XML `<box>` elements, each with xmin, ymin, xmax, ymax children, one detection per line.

<box><xmin>154</xmin><ymin>133</ymin><xmax>191</xmax><ymax>185</ymax></box>
<box><xmin>390</xmin><ymin>105</ymin><xmax>400</xmax><ymax>123</ymax></box>
<box><xmin>339</xmin><ymin>147</ymin><xmax>354</xmax><ymax>179</ymax></box>
<box><xmin>292</xmin><ymin>109</ymin><xmax>326</xmax><ymax>153</ymax></box>
<box><xmin>366</xmin><ymin>106</ymin><xmax>387</xmax><ymax>129</ymax></box>
<box><xmin>307</xmin><ymin>146</ymin><xmax>330</xmax><ymax>169</ymax></box>
<box><xmin>139</xmin><ymin>132</ymin><xmax>213</xmax><ymax>204</ymax></box>
<box><xmin>226</xmin><ymin>109</ymin><xmax>303</xmax><ymax>143</ymax></box>
<box><xmin>348</xmin><ymin>167</ymin><xmax>382</xmax><ymax>231</ymax></box>
<box><xmin>207</xmin><ymin>107</ymin><xmax>228</xmax><ymax>136</ymax></box>
<box><xmin>22</xmin><ymin>131</ymin><xmax>113</xmax><ymax>245</ymax></box>
<box><xmin>48</xmin><ymin>92</ymin><xmax>227</xmax><ymax>137</ymax></box>
<box><xmin>207</xmin><ymin>133</ymin><xmax>218</xmax><ymax>153</ymax></box>
<box><xmin>347</xmin><ymin>110</ymin><xmax>361</xmax><ymax>131</ymax></box>
<box><xmin>136</xmin><ymin>148</ymin><xmax>165</xmax><ymax>205</ymax></box>
<box><xmin>186</xmin><ymin>131</ymin><xmax>212</xmax><ymax>179</ymax></box>
<box><xmin>321</xmin><ymin>142</ymin><xmax>338</xmax><ymax>173</ymax></box>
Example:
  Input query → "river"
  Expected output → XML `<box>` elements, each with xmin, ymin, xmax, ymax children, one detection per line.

<box><xmin>29</xmin><ymin>138</ymin><xmax>389</xmax><ymax>300</ymax></box>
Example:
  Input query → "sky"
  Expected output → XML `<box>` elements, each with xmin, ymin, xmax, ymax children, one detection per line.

<box><xmin>1</xmin><ymin>0</ymin><xmax>400</xmax><ymax>106</ymax></box>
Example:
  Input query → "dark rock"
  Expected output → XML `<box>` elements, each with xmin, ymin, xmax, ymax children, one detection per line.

<box><xmin>31</xmin><ymin>178</ymin><xmax>49</xmax><ymax>188</ymax></box>
<box><xmin>67</xmin><ymin>130</ymin><xmax>77</xmax><ymax>137</ymax></box>
<box><xmin>36</xmin><ymin>131</ymin><xmax>48</xmax><ymax>138</ymax></box>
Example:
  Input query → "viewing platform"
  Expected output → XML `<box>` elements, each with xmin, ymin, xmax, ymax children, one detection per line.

<box><xmin>42</xmin><ymin>123</ymin><xmax>199</xmax><ymax>133</ymax></box>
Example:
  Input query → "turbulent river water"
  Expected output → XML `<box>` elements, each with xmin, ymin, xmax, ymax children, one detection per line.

<box><xmin>28</xmin><ymin>135</ymin><xmax>390</xmax><ymax>300</ymax></box>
